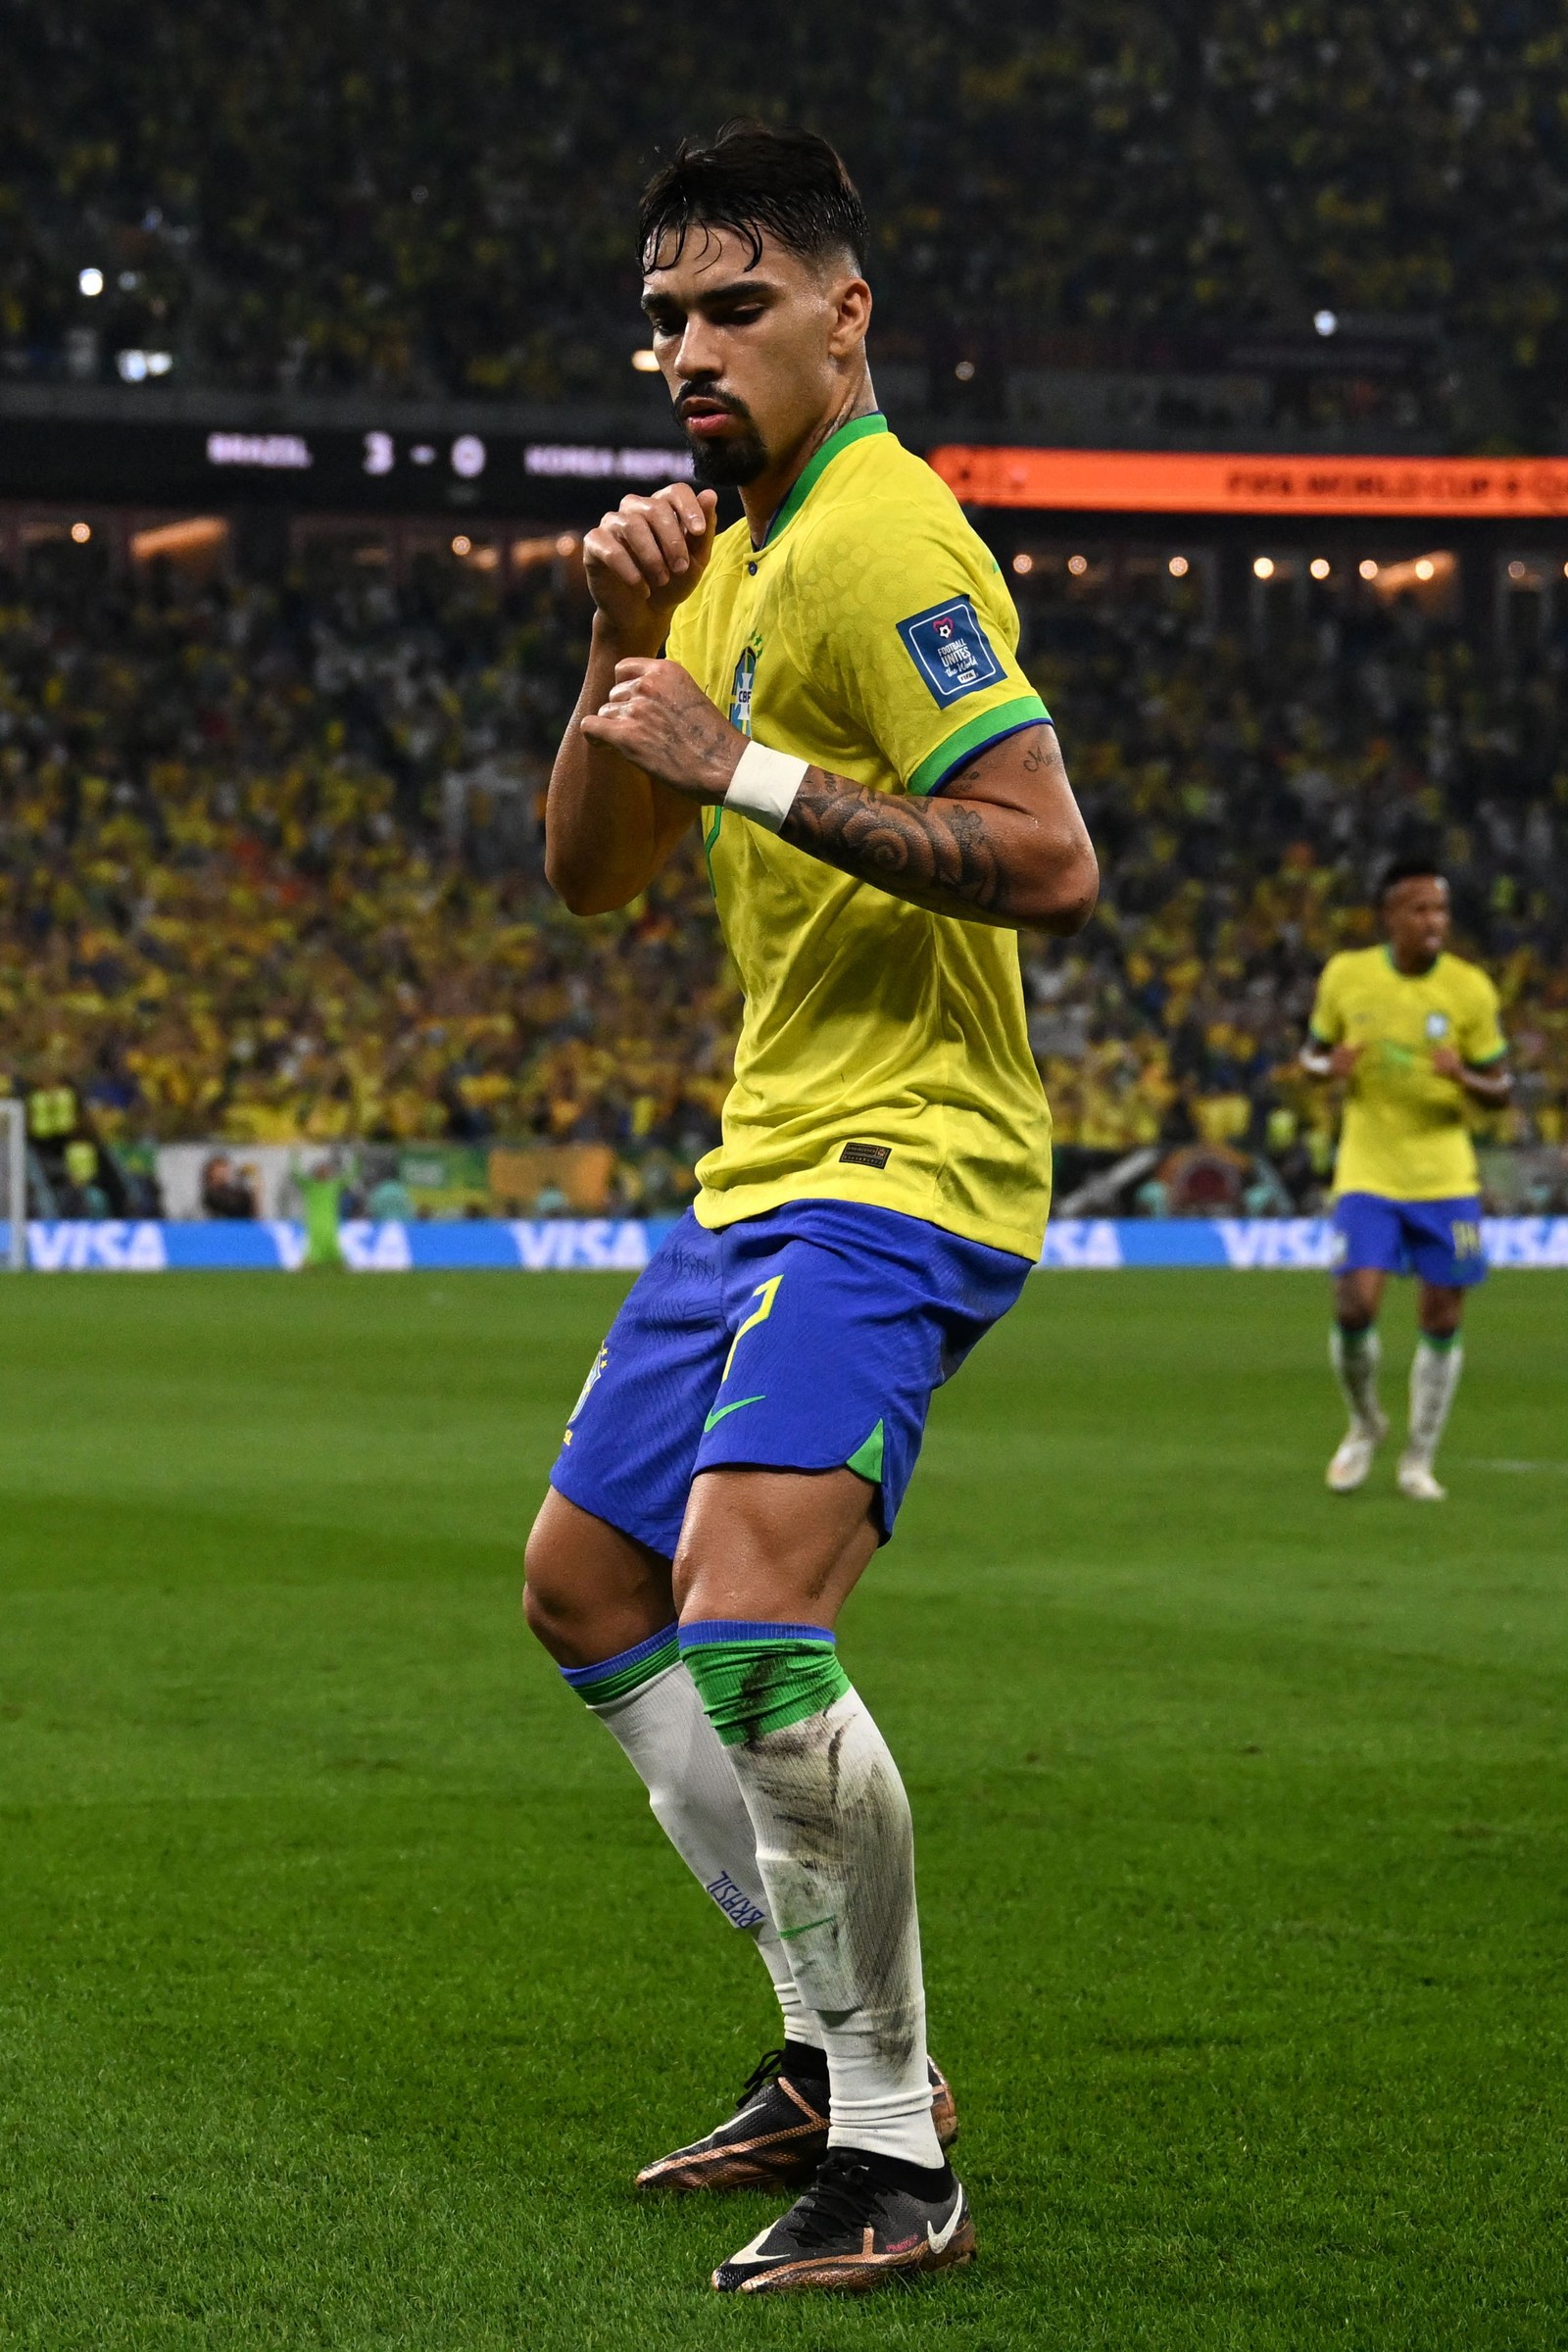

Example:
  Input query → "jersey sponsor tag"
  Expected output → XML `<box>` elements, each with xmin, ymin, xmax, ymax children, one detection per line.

<box><xmin>896</xmin><ymin>597</ymin><xmax>1004</xmax><ymax>707</ymax></box>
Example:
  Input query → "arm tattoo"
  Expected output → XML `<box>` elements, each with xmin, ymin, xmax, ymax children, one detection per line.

<box><xmin>779</xmin><ymin>770</ymin><xmax>1011</xmax><ymax>921</ymax></box>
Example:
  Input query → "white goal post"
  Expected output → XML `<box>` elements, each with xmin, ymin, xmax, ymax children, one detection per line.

<box><xmin>1</xmin><ymin>1100</ymin><xmax>24</xmax><ymax>1271</ymax></box>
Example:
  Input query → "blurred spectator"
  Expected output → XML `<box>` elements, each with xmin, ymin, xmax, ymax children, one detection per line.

<box><xmin>364</xmin><ymin>1169</ymin><xmax>416</xmax><ymax>1221</ymax></box>
<box><xmin>200</xmin><ymin>1152</ymin><xmax>257</xmax><ymax>1219</ymax></box>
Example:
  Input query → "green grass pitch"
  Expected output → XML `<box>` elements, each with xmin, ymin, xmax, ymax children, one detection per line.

<box><xmin>2</xmin><ymin>1267</ymin><xmax>1565</xmax><ymax>2350</ymax></box>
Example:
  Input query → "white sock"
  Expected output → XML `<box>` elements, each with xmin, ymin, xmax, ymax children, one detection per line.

<box><xmin>1406</xmin><ymin>1336</ymin><xmax>1463</xmax><ymax>1468</ymax></box>
<box><xmin>585</xmin><ymin>1657</ymin><xmax>823</xmax><ymax>2050</ymax></box>
<box><xmin>724</xmin><ymin>1688</ymin><xmax>942</xmax><ymax>2169</ymax></box>
<box><xmin>1331</xmin><ymin>1324</ymin><xmax>1383</xmax><ymax>1433</ymax></box>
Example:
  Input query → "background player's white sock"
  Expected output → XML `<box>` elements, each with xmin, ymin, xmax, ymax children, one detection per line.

<box><xmin>1331</xmin><ymin>1323</ymin><xmax>1383</xmax><ymax>1432</ymax></box>
<box><xmin>563</xmin><ymin>1631</ymin><xmax>823</xmax><ymax>2051</ymax></box>
<box><xmin>1406</xmin><ymin>1333</ymin><xmax>1463</xmax><ymax>1468</ymax></box>
<box><xmin>683</xmin><ymin>1622</ymin><xmax>943</xmax><ymax>2171</ymax></box>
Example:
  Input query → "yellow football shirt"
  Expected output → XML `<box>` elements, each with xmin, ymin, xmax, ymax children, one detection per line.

<box><xmin>1308</xmin><ymin>945</ymin><xmax>1506</xmax><ymax>1200</ymax></box>
<box><xmin>664</xmin><ymin>413</ymin><xmax>1054</xmax><ymax>1258</ymax></box>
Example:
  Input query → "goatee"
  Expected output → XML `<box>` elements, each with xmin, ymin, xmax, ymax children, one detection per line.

<box><xmin>688</xmin><ymin>425</ymin><xmax>768</xmax><ymax>489</ymax></box>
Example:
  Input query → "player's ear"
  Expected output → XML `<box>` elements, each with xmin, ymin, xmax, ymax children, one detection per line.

<box><xmin>825</xmin><ymin>270</ymin><xmax>872</xmax><ymax>358</ymax></box>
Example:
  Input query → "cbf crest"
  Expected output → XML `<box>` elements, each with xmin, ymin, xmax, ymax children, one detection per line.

<box><xmin>1425</xmin><ymin>1010</ymin><xmax>1450</xmax><ymax>1041</ymax></box>
<box><xmin>728</xmin><ymin>636</ymin><xmax>761</xmax><ymax>736</ymax></box>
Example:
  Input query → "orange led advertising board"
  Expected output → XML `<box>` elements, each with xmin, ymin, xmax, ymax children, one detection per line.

<box><xmin>927</xmin><ymin>446</ymin><xmax>1568</xmax><ymax>518</ymax></box>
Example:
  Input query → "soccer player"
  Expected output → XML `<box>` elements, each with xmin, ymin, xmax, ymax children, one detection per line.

<box><xmin>521</xmin><ymin>124</ymin><xmax>1097</xmax><ymax>2292</ymax></box>
<box><xmin>1301</xmin><ymin>858</ymin><xmax>1511</xmax><ymax>1500</ymax></box>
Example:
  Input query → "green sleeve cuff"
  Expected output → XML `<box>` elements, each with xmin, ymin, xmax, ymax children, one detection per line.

<box><xmin>1469</xmin><ymin>1045</ymin><xmax>1508</xmax><ymax>1066</ymax></box>
<box><xmin>906</xmin><ymin>693</ymin><xmax>1050</xmax><ymax>797</ymax></box>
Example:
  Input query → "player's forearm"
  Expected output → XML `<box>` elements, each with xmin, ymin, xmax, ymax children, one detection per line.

<box><xmin>546</xmin><ymin>620</ymin><xmax>690</xmax><ymax>915</ymax></box>
<box><xmin>1299</xmin><ymin>1044</ymin><xmax>1335</xmax><ymax>1080</ymax></box>
<box><xmin>1458</xmin><ymin>1064</ymin><xmax>1512</xmax><ymax>1106</ymax></box>
<box><xmin>779</xmin><ymin>770</ymin><xmax>1098</xmax><ymax>934</ymax></box>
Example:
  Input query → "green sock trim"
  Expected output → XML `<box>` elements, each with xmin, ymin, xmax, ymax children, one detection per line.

<box><xmin>1336</xmin><ymin>1324</ymin><xmax>1375</xmax><ymax>1351</ymax></box>
<box><xmin>561</xmin><ymin>1628</ymin><xmax>679</xmax><ymax>1707</ymax></box>
<box><xmin>683</xmin><ymin>1637</ymin><xmax>851</xmax><ymax>1748</ymax></box>
<box><xmin>1418</xmin><ymin>1330</ymin><xmax>1460</xmax><ymax>1351</ymax></box>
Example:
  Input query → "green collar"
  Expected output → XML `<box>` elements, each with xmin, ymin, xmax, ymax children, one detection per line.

<box><xmin>758</xmin><ymin>412</ymin><xmax>888</xmax><ymax>550</ymax></box>
<box><xmin>1384</xmin><ymin>944</ymin><xmax>1443</xmax><ymax>979</ymax></box>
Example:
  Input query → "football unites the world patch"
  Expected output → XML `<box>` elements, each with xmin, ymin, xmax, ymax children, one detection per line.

<box><xmin>896</xmin><ymin>598</ymin><xmax>1004</xmax><ymax>707</ymax></box>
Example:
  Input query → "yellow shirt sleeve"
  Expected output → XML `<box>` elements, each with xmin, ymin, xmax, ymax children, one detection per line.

<box><xmin>793</xmin><ymin>509</ymin><xmax>1049</xmax><ymax>798</ymax></box>
<box><xmin>1308</xmin><ymin>957</ymin><xmax>1346</xmax><ymax>1046</ymax></box>
<box><xmin>1458</xmin><ymin>971</ymin><xmax>1506</xmax><ymax>1065</ymax></box>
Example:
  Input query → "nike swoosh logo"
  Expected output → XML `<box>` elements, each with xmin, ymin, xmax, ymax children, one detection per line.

<box><xmin>926</xmin><ymin>2196</ymin><xmax>965</xmax><ymax>2255</ymax></box>
<box><xmin>704</xmin><ymin>1393</ymin><xmax>765</xmax><ymax>1433</ymax></box>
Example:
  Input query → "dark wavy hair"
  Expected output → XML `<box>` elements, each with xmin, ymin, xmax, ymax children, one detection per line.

<box><xmin>637</xmin><ymin>122</ymin><xmax>868</xmax><ymax>278</ymax></box>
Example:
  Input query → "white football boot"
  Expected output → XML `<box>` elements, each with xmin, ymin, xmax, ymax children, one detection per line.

<box><xmin>1396</xmin><ymin>1454</ymin><xmax>1447</xmax><ymax>1501</ymax></box>
<box><xmin>1326</xmin><ymin>1408</ymin><xmax>1389</xmax><ymax>1494</ymax></box>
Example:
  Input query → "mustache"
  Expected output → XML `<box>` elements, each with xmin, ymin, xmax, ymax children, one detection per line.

<box><xmin>674</xmin><ymin>384</ymin><xmax>753</xmax><ymax>422</ymax></box>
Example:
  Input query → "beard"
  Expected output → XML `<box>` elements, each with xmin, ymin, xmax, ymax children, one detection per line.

<box><xmin>680</xmin><ymin>399</ymin><xmax>768</xmax><ymax>489</ymax></box>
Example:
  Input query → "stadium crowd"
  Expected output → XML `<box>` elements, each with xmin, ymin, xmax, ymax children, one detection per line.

<box><xmin>4</xmin><ymin>1</ymin><xmax>1563</xmax><ymax>436</ymax></box>
<box><xmin>2</xmin><ymin>537</ymin><xmax>1565</xmax><ymax>1217</ymax></box>
<box><xmin>2</xmin><ymin>1</ymin><xmax>1266</xmax><ymax>401</ymax></box>
<box><xmin>1206</xmin><ymin>0</ymin><xmax>1568</xmax><ymax>438</ymax></box>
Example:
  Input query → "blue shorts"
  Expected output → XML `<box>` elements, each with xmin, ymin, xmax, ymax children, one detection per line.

<box><xmin>1332</xmin><ymin>1192</ymin><xmax>1488</xmax><ymax>1288</ymax></box>
<box><xmin>550</xmin><ymin>1200</ymin><xmax>1032</xmax><ymax>1555</ymax></box>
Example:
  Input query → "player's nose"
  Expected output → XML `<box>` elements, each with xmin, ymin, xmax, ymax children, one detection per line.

<box><xmin>673</xmin><ymin>318</ymin><xmax>727</xmax><ymax>380</ymax></box>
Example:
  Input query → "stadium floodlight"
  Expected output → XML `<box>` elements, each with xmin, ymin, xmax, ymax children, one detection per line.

<box><xmin>1</xmin><ymin>1100</ymin><xmax>24</xmax><ymax>1272</ymax></box>
<box><xmin>71</xmin><ymin>520</ymin><xmax>91</xmax><ymax>544</ymax></box>
<box><xmin>1314</xmin><ymin>308</ymin><xmax>1339</xmax><ymax>336</ymax></box>
<box><xmin>1359</xmin><ymin>559</ymin><xmax>1379</xmax><ymax>580</ymax></box>
<box><xmin>630</xmin><ymin>348</ymin><xmax>661</xmax><ymax>372</ymax></box>
<box><xmin>78</xmin><ymin>266</ymin><xmax>104</xmax><ymax>297</ymax></box>
<box><xmin>1253</xmin><ymin>555</ymin><xmax>1276</xmax><ymax>580</ymax></box>
<box><xmin>1168</xmin><ymin>554</ymin><xmax>1190</xmax><ymax>578</ymax></box>
<box><xmin>1310</xmin><ymin>557</ymin><xmax>1332</xmax><ymax>579</ymax></box>
<box><xmin>117</xmin><ymin>349</ymin><xmax>173</xmax><ymax>381</ymax></box>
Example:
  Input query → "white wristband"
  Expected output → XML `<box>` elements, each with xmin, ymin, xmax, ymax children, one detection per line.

<box><xmin>723</xmin><ymin>739</ymin><xmax>808</xmax><ymax>833</ymax></box>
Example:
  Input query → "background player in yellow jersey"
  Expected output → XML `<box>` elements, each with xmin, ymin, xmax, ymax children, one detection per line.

<box><xmin>1302</xmin><ymin>859</ymin><xmax>1511</xmax><ymax>1500</ymax></box>
<box><xmin>520</xmin><ymin>124</ymin><xmax>1097</xmax><ymax>2292</ymax></box>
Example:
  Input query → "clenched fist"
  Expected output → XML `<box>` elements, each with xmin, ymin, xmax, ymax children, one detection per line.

<box><xmin>583</xmin><ymin>484</ymin><xmax>718</xmax><ymax>648</ymax></box>
<box><xmin>578</xmin><ymin>658</ymin><xmax>746</xmax><ymax>802</ymax></box>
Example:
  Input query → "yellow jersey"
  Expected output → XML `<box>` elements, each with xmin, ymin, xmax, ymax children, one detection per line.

<box><xmin>1308</xmin><ymin>945</ymin><xmax>1506</xmax><ymax>1200</ymax></box>
<box><xmin>665</xmin><ymin>414</ymin><xmax>1054</xmax><ymax>1259</ymax></box>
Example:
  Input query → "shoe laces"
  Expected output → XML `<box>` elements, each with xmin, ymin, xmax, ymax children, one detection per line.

<box><xmin>735</xmin><ymin>2047</ymin><xmax>787</xmax><ymax>2109</ymax></box>
<box><xmin>786</xmin><ymin>2151</ymin><xmax>880</xmax><ymax>2247</ymax></box>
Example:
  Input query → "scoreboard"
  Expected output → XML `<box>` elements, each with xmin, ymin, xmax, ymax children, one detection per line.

<box><xmin>0</xmin><ymin>414</ymin><xmax>693</xmax><ymax>515</ymax></box>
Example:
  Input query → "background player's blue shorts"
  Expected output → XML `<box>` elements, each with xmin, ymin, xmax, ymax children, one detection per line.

<box><xmin>1332</xmin><ymin>1192</ymin><xmax>1488</xmax><ymax>1288</ymax></box>
<box><xmin>550</xmin><ymin>1200</ymin><xmax>1032</xmax><ymax>1556</ymax></box>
